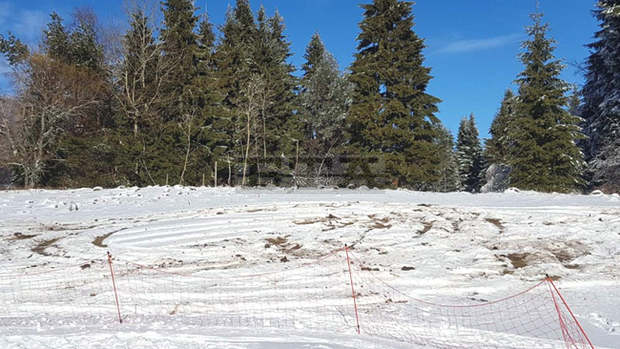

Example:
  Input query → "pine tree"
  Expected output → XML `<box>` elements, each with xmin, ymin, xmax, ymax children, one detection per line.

<box><xmin>347</xmin><ymin>0</ymin><xmax>442</xmax><ymax>189</ymax></box>
<box><xmin>299</xmin><ymin>33</ymin><xmax>352</xmax><ymax>184</ymax></box>
<box><xmin>486</xmin><ymin>90</ymin><xmax>517</xmax><ymax>165</ymax></box>
<box><xmin>456</xmin><ymin>114</ymin><xmax>484</xmax><ymax>192</ymax></box>
<box><xmin>510</xmin><ymin>13</ymin><xmax>585</xmax><ymax>193</ymax></box>
<box><xmin>581</xmin><ymin>0</ymin><xmax>620</xmax><ymax>193</ymax></box>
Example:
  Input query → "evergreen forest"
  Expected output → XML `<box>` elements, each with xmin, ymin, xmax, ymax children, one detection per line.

<box><xmin>0</xmin><ymin>0</ymin><xmax>618</xmax><ymax>193</ymax></box>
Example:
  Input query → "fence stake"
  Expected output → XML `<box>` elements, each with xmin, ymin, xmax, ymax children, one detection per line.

<box><xmin>345</xmin><ymin>244</ymin><xmax>361</xmax><ymax>334</ymax></box>
<box><xmin>107</xmin><ymin>251</ymin><xmax>123</xmax><ymax>324</ymax></box>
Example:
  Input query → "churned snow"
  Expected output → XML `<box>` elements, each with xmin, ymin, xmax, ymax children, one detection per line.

<box><xmin>0</xmin><ymin>186</ymin><xmax>618</xmax><ymax>348</ymax></box>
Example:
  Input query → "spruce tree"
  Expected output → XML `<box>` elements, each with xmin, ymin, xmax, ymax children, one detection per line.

<box><xmin>214</xmin><ymin>0</ymin><xmax>257</xmax><ymax>185</ymax></box>
<box><xmin>347</xmin><ymin>0</ymin><xmax>442</xmax><ymax>189</ymax></box>
<box><xmin>192</xmin><ymin>13</ymin><xmax>225</xmax><ymax>186</ymax></box>
<box><xmin>510</xmin><ymin>13</ymin><xmax>585</xmax><ymax>192</ymax></box>
<box><xmin>433</xmin><ymin>125</ymin><xmax>460</xmax><ymax>192</ymax></box>
<box><xmin>69</xmin><ymin>8</ymin><xmax>105</xmax><ymax>72</ymax></box>
<box><xmin>567</xmin><ymin>86</ymin><xmax>581</xmax><ymax>118</ymax></box>
<box><xmin>301</xmin><ymin>33</ymin><xmax>326</xmax><ymax>79</ymax></box>
<box><xmin>0</xmin><ymin>33</ymin><xmax>28</xmax><ymax>66</ymax></box>
<box><xmin>42</xmin><ymin>10</ymin><xmax>104</xmax><ymax>72</ymax></box>
<box><xmin>157</xmin><ymin>0</ymin><xmax>211</xmax><ymax>185</ymax></box>
<box><xmin>255</xmin><ymin>9</ymin><xmax>298</xmax><ymax>185</ymax></box>
<box><xmin>42</xmin><ymin>12</ymin><xmax>72</xmax><ymax>64</ymax></box>
<box><xmin>215</xmin><ymin>2</ymin><xmax>298</xmax><ymax>186</ymax></box>
<box><xmin>114</xmin><ymin>9</ymin><xmax>163</xmax><ymax>185</ymax></box>
<box><xmin>582</xmin><ymin>0</ymin><xmax>620</xmax><ymax>193</ymax></box>
<box><xmin>486</xmin><ymin>90</ymin><xmax>517</xmax><ymax>165</ymax></box>
<box><xmin>160</xmin><ymin>0</ymin><xmax>199</xmax><ymax>122</ymax></box>
<box><xmin>456</xmin><ymin>114</ymin><xmax>484</xmax><ymax>192</ymax></box>
<box><xmin>299</xmin><ymin>33</ymin><xmax>352</xmax><ymax>184</ymax></box>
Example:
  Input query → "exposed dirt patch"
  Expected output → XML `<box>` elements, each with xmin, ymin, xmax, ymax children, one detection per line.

<box><xmin>80</xmin><ymin>263</ymin><xmax>91</xmax><ymax>270</ymax></box>
<box><xmin>287</xmin><ymin>243</ymin><xmax>302</xmax><ymax>252</ymax></box>
<box><xmin>550</xmin><ymin>242</ymin><xmax>588</xmax><ymax>263</ymax></box>
<box><xmin>93</xmin><ymin>232</ymin><xmax>114</xmax><ymax>248</ymax></box>
<box><xmin>32</xmin><ymin>237</ymin><xmax>63</xmax><ymax>256</ymax></box>
<box><xmin>501</xmin><ymin>241</ymin><xmax>589</xmax><ymax>271</ymax></box>
<box><xmin>418</xmin><ymin>221</ymin><xmax>433</xmax><ymax>235</ymax></box>
<box><xmin>93</xmin><ymin>228</ymin><xmax>127</xmax><ymax>248</ymax></box>
<box><xmin>294</xmin><ymin>214</ymin><xmax>340</xmax><ymax>225</ymax></box>
<box><xmin>244</xmin><ymin>207</ymin><xmax>277</xmax><ymax>213</ymax></box>
<box><xmin>371</xmin><ymin>221</ymin><xmax>392</xmax><ymax>229</ymax></box>
<box><xmin>10</xmin><ymin>232</ymin><xmax>38</xmax><ymax>240</ymax></box>
<box><xmin>42</xmin><ymin>224</ymin><xmax>96</xmax><ymax>232</ymax></box>
<box><xmin>506</xmin><ymin>253</ymin><xmax>529</xmax><ymax>269</ymax></box>
<box><xmin>265</xmin><ymin>235</ymin><xmax>309</xmax><ymax>257</ymax></box>
<box><xmin>451</xmin><ymin>220</ymin><xmax>460</xmax><ymax>234</ymax></box>
<box><xmin>361</xmin><ymin>266</ymin><xmax>380</xmax><ymax>272</ymax></box>
<box><xmin>368</xmin><ymin>216</ymin><xmax>392</xmax><ymax>230</ymax></box>
<box><xmin>485</xmin><ymin>218</ymin><xmax>505</xmax><ymax>233</ymax></box>
<box><xmin>265</xmin><ymin>236</ymin><xmax>288</xmax><ymax>247</ymax></box>
<box><xmin>295</xmin><ymin>214</ymin><xmax>356</xmax><ymax>232</ymax></box>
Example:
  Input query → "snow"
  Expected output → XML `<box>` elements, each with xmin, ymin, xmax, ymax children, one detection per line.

<box><xmin>1</xmin><ymin>187</ymin><xmax>619</xmax><ymax>348</ymax></box>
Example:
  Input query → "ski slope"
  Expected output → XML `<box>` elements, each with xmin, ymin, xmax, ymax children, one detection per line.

<box><xmin>0</xmin><ymin>186</ymin><xmax>619</xmax><ymax>348</ymax></box>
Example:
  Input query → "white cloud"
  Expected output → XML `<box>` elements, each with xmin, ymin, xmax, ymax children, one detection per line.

<box><xmin>434</xmin><ymin>33</ymin><xmax>522</xmax><ymax>54</ymax></box>
<box><xmin>0</xmin><ymin>1</ymin><xmax>48</xmax><ymax>43</ymax></box>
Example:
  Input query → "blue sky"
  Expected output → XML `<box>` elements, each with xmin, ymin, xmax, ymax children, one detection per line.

<box><xmin>0</xmin><ymin>0</ymin><xmax>600</xmax><ymax>140</ymax></box>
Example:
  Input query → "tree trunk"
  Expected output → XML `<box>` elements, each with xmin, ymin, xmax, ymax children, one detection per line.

<box><xmin>179</xmin><ymin>126</ymin><xmax>191</xmax><ymax>185</ymax></box>
<box><xmin>242</xmin><ymin>111</ymin><xmax>251</xmax><ymax>186</ymax></box>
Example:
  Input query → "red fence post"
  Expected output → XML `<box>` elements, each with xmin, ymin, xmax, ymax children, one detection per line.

<box><xmin>107</xmin><ymin>251</ymin><xmax>123</xmax><ymax>324</ymax></box>
<box><xmin>344</xmin><ymin>244</ymin><xmax>361</xmax><ymax>334</ymax></box>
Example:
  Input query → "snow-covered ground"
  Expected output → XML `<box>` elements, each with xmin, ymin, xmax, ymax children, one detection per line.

<box><xmin>1</xmin><ymin>187</ymin><xmax>619</xmax><ymax>348</ymax></box>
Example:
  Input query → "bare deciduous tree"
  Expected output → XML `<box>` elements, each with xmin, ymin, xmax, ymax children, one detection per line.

<box><xmin>178</xmin><ymin>90</ymin><xmax>200</xmax><ymax>186</ymax></box>
<box><xmin>240</xmin><ymin>74</ymin><xmax>264</xmax><ymax>186</ymax></box>
<box><xmin>115</xmin><ymin>6</ymin><xmax>175</xmax><ymax>137</ymax></box>
<box><xmin>0</xmin><ymin>55</ymin><xmax>102</xmax><ymax>188</ymax></box>
<box><xmin>0</xmin><ymin>97</ymin><xmax>18</xmax><ymax>185</ymax></box>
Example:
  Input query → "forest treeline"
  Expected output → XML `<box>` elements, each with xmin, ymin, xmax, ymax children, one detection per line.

<box><xmin>0</xmin><ymin>0</ymin><xmax>618</xmax><ymax>193</ymax></box>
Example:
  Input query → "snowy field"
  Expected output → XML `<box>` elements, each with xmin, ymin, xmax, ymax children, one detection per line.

<box><xmin>0</xmin><ymin>187</ymin><xmax>619</xmax><ymax>348</ymax></box>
